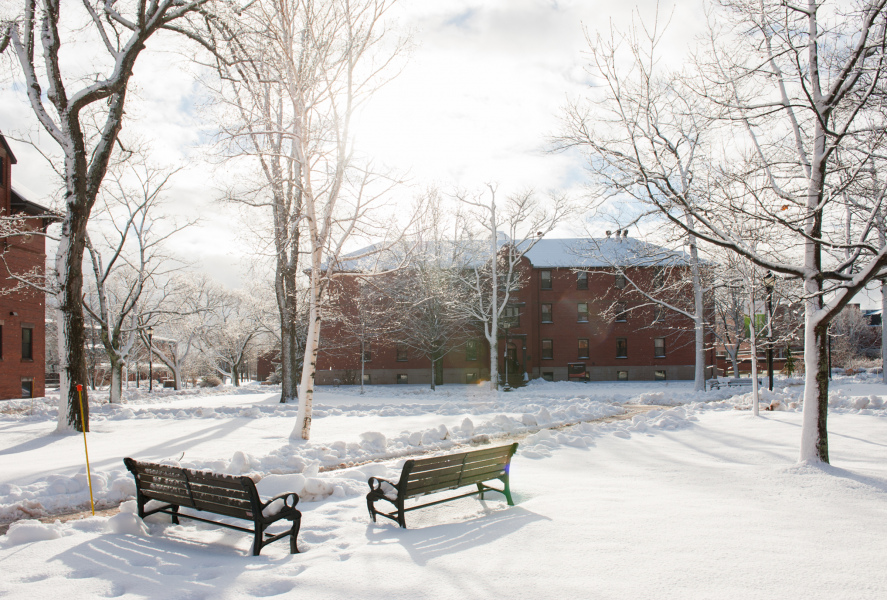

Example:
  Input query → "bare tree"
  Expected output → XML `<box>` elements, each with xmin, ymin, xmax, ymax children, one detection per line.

<box><xmin>200</xmin><ymin>285</ymin><xmax>264</xmax><ymax>386</ymax></box>
<box><xmin>559</xmin><ymin>1</ymin><xmax>887</xmax><ymax>464</ymax></box>
<box><xmin>83</xmin><ymin>158</ymin><xmax>187</xmax><ymax>403</ymax></box>
<box><xmin>455</xmin><ymin>186</ymin><xmax>571</xmax><ymax>390</ymax></box>
<box><xmin>2</xmin><ymin>1</ymin><xmax>219</xmax><ymax>431</ymax></box>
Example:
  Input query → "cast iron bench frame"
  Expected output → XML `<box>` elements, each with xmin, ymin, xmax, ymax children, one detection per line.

<box><xmin>708</xmin><ymin>377</ymin><xmax>764</xmax><ymax>390</ymax></box>
<box><xmin>124</xmin><ymin>457</ymin><xmax>301</xmax><ymax>556</ymax></box>
<box><xmin>366</xmin><ymin>443</ymin><xmax>518</xmax><ymax>528</ymax></box>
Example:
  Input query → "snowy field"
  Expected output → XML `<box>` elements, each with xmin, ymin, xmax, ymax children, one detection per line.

<box><xmin>1</xmin><ymin>378</ymin><xmax>886</xmax><ymax>599</ymax></box>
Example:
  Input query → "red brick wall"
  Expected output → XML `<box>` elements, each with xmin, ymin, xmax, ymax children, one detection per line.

<box><xmin>0</xmin><ymin>143</ymin><xmax>47</xmax><ymax>400</ymax></box>
<box><xmin>315</xmin><ymin>259</ymin><xmax>703</xmax><ymax>383</ymax></box>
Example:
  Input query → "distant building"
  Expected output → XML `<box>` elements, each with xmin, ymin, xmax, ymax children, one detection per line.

<box><xmin>314</xmin><ymin>237</ymin><xmax>706</xmax><ymax>385</ymax></box>
<box><xmin>0</xmin><ymin>134</ymin><xmax>52</xmax><ymax>399</ymax></box>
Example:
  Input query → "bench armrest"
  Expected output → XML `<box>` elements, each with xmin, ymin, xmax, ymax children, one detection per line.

<box><xmin>262</xmin><ymin>492</ymin><xmax>299</xmax><ymax>508</ymax></box>
<box><xmin>368</xmin><ymin>476</ymin><xmax>400</xmax><ymax>501</ymax></box>
<box><xmin>260</xmin><ymin>492</ymin><xmax>300</xmax><ymax>519</ymax></box>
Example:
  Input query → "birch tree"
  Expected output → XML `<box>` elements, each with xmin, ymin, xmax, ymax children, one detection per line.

<box><xmin>1</xmin><ymin>0</ymin><xmax>219</xmax><ymax>431</ymax></box>
<box><xmin>455</xmin><ymin>187</ymin><xmax>570</xmax><ymax>391</ymax></box>
<box><xmin>561</xmin><ymin>1</ymin><xmax>887</xmax><ymax>463</ymax></box>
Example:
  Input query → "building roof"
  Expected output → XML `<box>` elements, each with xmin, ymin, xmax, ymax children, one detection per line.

<box><xmin>0</xmin><ymin>134</ymin><xmax>17</xmax><ymax>164</ymax></box>
<box><xmin>330</xmin><ymin>236</ymin><xmax>693</xmax><ymax>273</ymax></box>
<box><xmin>521</xmin><ymin>237</ymin><xmax>693</xmax><ymax>268</ymax></box>
<box><xmin>11</xmin><ymin>187</ymin><xmax>54</xmax><ymax>217</ymax></box>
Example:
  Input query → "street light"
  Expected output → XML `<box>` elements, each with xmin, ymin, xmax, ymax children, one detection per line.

<box><xmin>146</xmin><ymin>326</ymin><xmax>154</xmax><ymax>393</ymax></box>
<box><xmin>502</xmin><ymin>318</ymin><xmax>512</xmax><ymax>392</ymax></box>
<box><xmin>762</xmin><ymin>271</ymin><xmax>776</xmax><ymax>391</ymax></box>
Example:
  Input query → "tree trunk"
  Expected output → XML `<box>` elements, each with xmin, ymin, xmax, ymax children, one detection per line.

<box><xmin>749</xmin><ymin>290</ymin><xmax>760</xmax><ymax>417</ymax></box>
<box><xmin>278</xmin><ymin>270</ymin><xmax>300</xmax><ymax>404</ymax></box>
<box><xmin>685</xmin><ymin>219</ymin><xmax>706</xmax><ymax>392</ymax></box>
<box><xmin>232</xmin><ymin>363</ymin><xmax>241</xmax><ymax>387</ymax></box>
<box><xmin>430</xmin><ymin>357</ymin><xmax>436</xmax><ymax>391</ymax></box>
<box><xmin>882</xmin><ymin>282</ymin><xmax>887</xmax><ymax>385</ymax></box>
<box><xmin>800</xmin><ymin>317</ymin><xmax>830</xmax><ymax>463</ymax></box>
<box><xmin>56</xmin><ymin>232</ymin><xmax>90</xmax><ymax>433</ymax></box>
<box><xmin>295</xmin><ymin>262</ymin><xmax>322</xmax><ymax>440</ymax></box>
<box><xmin>109</xmin><ymin>359</ymin><xmax>124</xmax><ymax>404</ymax></box>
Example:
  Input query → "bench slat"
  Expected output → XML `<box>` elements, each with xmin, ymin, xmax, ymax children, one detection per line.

<box><xmin>407</xmin><ymin>446</ymin><xmax>513</xmax><ymax>472</ymax></box>
<box><xmin>406</xmin><ymin>456</ymin><xmax>510</xmax><ymax>484</ymax></box>
<box><xmin>188</xmin><ymin>482</ymin><xmax>251</xmax><ymax>501</ymax></box>
<box><xmin>406</xmin><ymin>465</ymin><xmax>507</xmax><ymax>496</ymax></box>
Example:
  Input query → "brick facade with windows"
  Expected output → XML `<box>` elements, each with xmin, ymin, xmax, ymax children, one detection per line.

<box><xmin>311</xmin><ymin>238</ymin><xmax>706</xmax><ymax>385</ymax></box>
<box><xmin>1</xmin><ymin>135</ymin><xmax>50</xmax><ymax>400</ymax></box>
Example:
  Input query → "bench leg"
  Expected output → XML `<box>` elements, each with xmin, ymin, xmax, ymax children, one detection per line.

<box><xmin>366</xmin><ymin>497</ymin><xmax>377</xmax><ymax>523</ymax></box>
<box><xmin>289</xmin><ymin>515</ymin><xmax>301</xmax><ymax>554</ymax></box>
<box><xmin>253</xmin><ymin>522</ymin><xmax>265</xmax><ymax>556</ymax></box>
<box><xmin>501</xmin><ymin>476</ymin><xmax>515</xmax><ymax>507</ymax></box>
<box><xmin>170</xmin><ymin>505</ymin><xmax>180</xmax><ymax>525</ymax></box>
<box><xmin>397</xmin><ymin>499</ymin><xmax>407</xmax><ymax>529</ymax></box>
<box><xmin>477</xmin><ymin>483</ymin><xmax>485</xmax><ymax>500</ymax></box>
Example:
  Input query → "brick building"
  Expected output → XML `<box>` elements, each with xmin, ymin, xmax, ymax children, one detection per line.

<box><xmin>313</xmin><ymin>237</ymin><xmax>706</xmax><ymax>385</ymax></box>
<box><xmin>1</xmin><ymin>135</ymin><xmax>51</xmax><ymax>400</ymax></box>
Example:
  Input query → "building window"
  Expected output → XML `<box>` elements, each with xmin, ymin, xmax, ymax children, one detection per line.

<box><xmin>541</xmin><ymin>270</ymin><xmax>552</xmax><ymax>290</ymax></box>
<box><xmin>21</xmin><ymin>326</ymin><xmax>33</xmax><ymax>360</ymax></box>
<box><xmin>654</xmin><ymin>305</ymin><xmax>665</xmax><ymax>322</ymax></box>
<box><xmin>578</xmin><ymin>302</ymin><xmax>588</xmax><ymax>322</ymax></box>
<box><xmin>396</xmin><ymin>373</ymin><xmax>408</xmax><ymax>384</ymax></box>
<box><xmin>578</xmin><ymin>338</ymin><xmax>589</xmax><ymax>359</ymax></box>
<box><xmin>21</xmin><ymin>377</ymin><xmax>33</xmax><ymax>399</ymax></box>
<box><xmin>466</xmin><ymin>372</ymin><xmax>477</xmax><ymax>384</ymax></box>
<box><xmin>615</xmin><ymin>302</ymin><xmax>627</xmax><ymax>322</ymax></box>
<box><xmin>465</xmin><ymin>340</ymin><xmax>478</xmax><ymax>361</ymax></box>
<box><xmin>655</xmin><ymin>369</ymin><xmax>667</xmax><ymax>381</ymax></box>
<box><xmin>654</xmin><ymin>337</ymin><xmax>666</xmax><ymax>358</ymax></box>
<box><xmin>503</xmin><ymin>305</ymin><xmax>521</xmax><ymax>327</ymax></box>
<box><xmin>0</xmin><ymin>323</ymin><xmax>3</xmax><ymax>359</ymax></box>
<box><xmin>617</xmin><ymin>370</ymin><xmax>628</xmax><ymax>381</ymax></box>
<box><xmin>616</xmin><ymin>338</ymin><xmax>627</xmax><ymax>358</ymax></box>
<box><xmin>0</xmin><ymin>156</ymin><xmax>5</xmax><ymax>185</ymax></box>
<box><xmin>653</xmin><ymin>268</ymin><xmax>665</xmax><ymax>288</ymax></box>
<box><xmin>577</xmin><ymin>271</ymin><xmax>588</xmax><ymax>290</ymax></box>
<box><xmin>615</xmin><ymin>272</ymin><xmax>626</xmax><ymax>289</ymax></box>
<box><xmin>362</xmin><ymin>342</ymin><xmax>371</xmax><ymax>362</ymax></box>
<box><xmin>362</xmin><ymin>373</ymin><xmax>371</xmax><ymax>385</ymax></box>
<box><xmin>396</xmin><ymin>343</ymin><xmax>408</xmax><ymax>361</ymax></box>
<box><xmin>542</xmin><ymin>371</ymin><xmax>554</xmax><ymax>381</ymax></box>
<box><xmin>541</xmin><ymin>304</ymin><xmax>553</xmax><ymax>323</ymax></box>
<box><xmin>542</xmin><ymin>339</ymin><xmax>553</xmax><ymax>360</ymax></box>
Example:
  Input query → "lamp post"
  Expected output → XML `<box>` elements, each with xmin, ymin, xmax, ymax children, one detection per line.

<box><xmin>762</xmin><ymin>271</ymin><xmax>776</xmax><ymax>391</ymax></box>
<box><xmin>146</xmin><ymin>326</ymin><xmax>154</xmax><ymax>393</ymax></box>
<box><xmin>502</xmin><ymin>320</ymin><xmax>512</xmax><ymax>392</ymax></box>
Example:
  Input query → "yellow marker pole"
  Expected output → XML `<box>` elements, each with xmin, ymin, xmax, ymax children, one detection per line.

<box><xmin>76</xmin><ymin>384</ymin><xmax>95</xmax><ymax>516</ymax></box>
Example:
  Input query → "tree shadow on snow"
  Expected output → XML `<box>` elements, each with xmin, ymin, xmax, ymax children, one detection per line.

<box><xmin>365</xmin><ymin>504</ymin><xmax>549</xmax><ymax>566</ymax></box>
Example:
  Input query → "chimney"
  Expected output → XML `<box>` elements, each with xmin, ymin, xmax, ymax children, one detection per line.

<box><xmin>605</xmin><ymin>230</ymin><xmax>612</xmax><ymax>238</ymax></box>
<box><xmin>622</xmin><ymin>230</ymin><xmax>628</xmax><ymax>238</ymax></box>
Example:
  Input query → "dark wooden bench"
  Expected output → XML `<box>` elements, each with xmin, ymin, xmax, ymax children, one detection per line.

<box><xmin>124</xmin><ymin>458</ymin><xmax>301</xmax><ymax>556</ymax></box>
<box><xmin>366</xmin><ymin>443</ymin><xmax>518</xmax><ymax>528</ymax></box>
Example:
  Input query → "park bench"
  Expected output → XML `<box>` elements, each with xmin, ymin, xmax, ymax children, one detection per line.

<box><xmin>366</xmin><ymin>443</ymin><xmax>518</xmax><ymax>528</ymax></box>
<box><xmin>124</xmin><ymin>458</ymin><xmax>301</xmax><ymax>556</ymax></box>
<box><xmin>707</xmin><ymin>377</ymin><xmax>764</xmax><ymax>391</ymax></box>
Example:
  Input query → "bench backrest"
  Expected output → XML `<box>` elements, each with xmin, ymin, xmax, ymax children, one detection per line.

<box><xmin>400</xmin><ymin>443</ymin><xmax>518</xmax><ymax>499</ymax></box>
<box><xmin>124</xmin><ymin>458</ymin><xmax>260</xmax><ymax>520</ymax></box>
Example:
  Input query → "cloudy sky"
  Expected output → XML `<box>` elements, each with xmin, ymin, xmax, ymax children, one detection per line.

<box><xmin>0</xmin><ymin>0</ymin><xmax>707</xmax><ymax>288</ymax></box>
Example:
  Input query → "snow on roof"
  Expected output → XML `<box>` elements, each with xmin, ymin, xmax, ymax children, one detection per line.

<box><xmin>522</xmin><ymin>237</ymin><xmax>693</xmax><ymax>268</ymax></box>
<box><xmin>329</xmin><ymin>237</ymin><xmax>692</xmax><ymax>273</ymax></box>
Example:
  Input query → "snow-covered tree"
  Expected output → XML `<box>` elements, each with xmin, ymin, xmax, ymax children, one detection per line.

<box><xmin>560</xmin><ymin>1</ymin><xmax>887</xmax><ymax>464</ymax></box>
<box><xmin>83</xmin><ymin>158</ymin><xmax>187</xmax><ymax>403</ymax></box>
<box><xmin>1</xmin><ymin>0</ymin><xmax>220</xmax><ymax>431</ymax></box>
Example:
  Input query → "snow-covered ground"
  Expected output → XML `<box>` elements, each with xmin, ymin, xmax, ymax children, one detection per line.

<box><xmin>1</xmin><ymin>378</ymin><xmax>886</xmax><ymax>599</ymax></box>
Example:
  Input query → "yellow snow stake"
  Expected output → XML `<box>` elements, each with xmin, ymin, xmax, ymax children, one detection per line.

<box><xmin>77</xmin><ymin>384</ymin><xmax>95</xmax><ymax>516</ymax></box>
